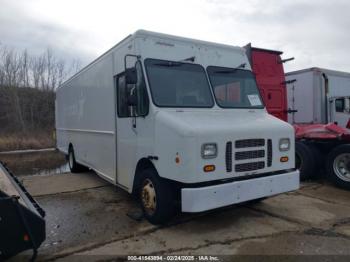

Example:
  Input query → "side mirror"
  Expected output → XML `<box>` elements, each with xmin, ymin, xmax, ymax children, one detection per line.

<box><xmin>125</xmin><ymin>67</ymin><xmax>137</xmax><ymax>85</ymax></box>
<box><xmin>127</xmin><ymin>93</ymin><xmax>137</xmax><ymax>106</ymax></box>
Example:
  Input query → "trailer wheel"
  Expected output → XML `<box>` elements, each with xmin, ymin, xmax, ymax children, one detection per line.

<box><xmin>326</xmin><ymin>144</ymin><xmax>350</xmax><ymax>190</ymax></box>
<box><xmin>139</xmin><ymin>169</ymin><xmax>175</xmax><ymax>224</ymax></box>
<box><xmin>295</xmin><ymin>141</ymin><xmax>315</xmax><ymax>180</ymax></box>
<box><xmin>309</xmin><ymin>144</ymin><xmax>324</xmax><ymax>173</ymax></box>
<box><xmin>68</xmin><ymin>147</ymin><xmax>87</xmax><ymax>173</ymax></box>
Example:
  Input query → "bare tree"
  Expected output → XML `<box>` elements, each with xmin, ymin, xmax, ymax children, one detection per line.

<box><xmin>19</xmin><ymin>49</ymin><xmax>30</xmax><ymax>87</ymax></box>
<box><xmin>57</xmin><ymin>59</ymin><xmax>66</xmax><ymax>87</ymax></box>
<box><xmin>70</xmin><ymin>58</ymin><xmax>82</xmax><ymax>76</ymax></box>
<box><xmin>0</xmin><ymin>47</ymin><xmax>26</xmax><ymax>131</ymax></box>
<box><xmin>0</xmin><ymin>44</ymin><xmax>83</xmax><ymax>135</ymax></box>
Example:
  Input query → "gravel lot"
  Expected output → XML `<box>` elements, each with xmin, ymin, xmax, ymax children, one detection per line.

<box><xmin>8</xmin><ymin>169</ymin><xmax>349</xmax><ymax>261</ymax></box>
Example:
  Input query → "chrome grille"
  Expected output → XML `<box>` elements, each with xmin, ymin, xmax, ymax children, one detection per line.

<box><xmin>235</xmin><ymin>161</ymin><xmax>265</xmax><ymax>172</ymax></box>
<box><xmin>225</xmin><ymin>138</ymin><xmax>269</xmax><ymax>173</ymax></box>
<box><xmin>235</xmin><ymin>139</ymin><xmax>265</xmax><ymax>148</ymax></box>
<box><xmin>235</xmin><ymin>150</ymin><xmax>265</xmax><ymax>160</ymax></box>
<box><xmin>267</xmin><ymin>139</ymin><xmax>273</xmax><ymax>167</ymax></box>
<box><xmin>225</xmin><ymin>142</ymin><xmax>232</xmax><ymax>172</ymax></box>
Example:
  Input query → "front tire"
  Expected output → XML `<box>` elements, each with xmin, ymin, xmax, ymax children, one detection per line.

<box><xmin>139</xmin><ymin>169</ymin><xmax>175</xmax><ymax>224</ymax></box>
<box><xmin>68</xmin><ymin>147</ymin><xmax>87</xmax><ymax>173</ymax></box>
<box><xmin>326</xmin><ymin>144</ymin><xmax>350</xmax><ymax>190</ymax></box>
<box><xmin>295</xmin><ymin>141</ymin><xmax>316</xmax><ymax>180</ymax></box>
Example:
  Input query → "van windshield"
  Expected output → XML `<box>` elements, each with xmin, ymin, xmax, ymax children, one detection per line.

<box><xmin>145</xmin><ymin>59</ymin><xmax>214</xmax><ymax>108</ymax></box>
<box><xmin>207</xmin><ymin>66</ymin><xmax>264</xmax><ymax>109</ymax></box>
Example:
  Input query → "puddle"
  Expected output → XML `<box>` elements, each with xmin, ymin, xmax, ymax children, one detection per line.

<box><xmin>0</xmin><ymin>150</ymin><xmax>68</xmax><ymax>176</ymax></box>
<box><xmin>27</xmin><ymin>163</ymin><xmax>70</xmax><ymax>176</ymax></box>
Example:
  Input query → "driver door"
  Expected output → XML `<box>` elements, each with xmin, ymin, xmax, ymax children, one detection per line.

<box><xmin>115</xmin><ymin>60</ymin><xmax>149</xmax><ymax>189</ymax></box>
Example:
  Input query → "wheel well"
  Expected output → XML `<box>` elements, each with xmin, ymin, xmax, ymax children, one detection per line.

<box><xmin>65</xmin><ymin>143</ymin><xmax>74</xmax><ymax>160</ymax></box>
<box><xmin>132</xmin><ymin>158</ymin><xmax>157</xmax><ymax>195</ymax></box>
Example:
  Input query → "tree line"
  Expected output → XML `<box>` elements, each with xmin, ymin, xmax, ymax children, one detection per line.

<box><xmin>0</xmin><ymin>45</ymin><xmax>81</xmax><ymax>134</ymax></box>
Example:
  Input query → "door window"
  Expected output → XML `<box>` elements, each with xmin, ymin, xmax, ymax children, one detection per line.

<box><xmin>335</xmin><ymin>99</ymin><xmax>345</xmax><ymax>113</ymax></box>
<box><xmin>117</xmin><ymin>61</ymin><xmax>149</xmax><ymax>117</ymax></box>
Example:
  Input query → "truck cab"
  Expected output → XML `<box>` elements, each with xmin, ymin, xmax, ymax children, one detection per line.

<box><xmin>329</xmin><ymin>96</ymin><xmax>350</xmax><ymax>127</ymax></box>
<box><xmin>56</xmin><ymin>30</ymin><xmax>299</xmax><ymax>224</ymax></box>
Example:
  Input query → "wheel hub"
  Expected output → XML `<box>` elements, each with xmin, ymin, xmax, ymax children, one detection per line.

<box><xmin>333</xmin><ymin>153</ymin><xmax>350</xmax><ymax>182</ymax></box>
<box><xmin>141</xmin><ymin>179</ymin><xmax>156</xmax><ymax>215</ymax></box>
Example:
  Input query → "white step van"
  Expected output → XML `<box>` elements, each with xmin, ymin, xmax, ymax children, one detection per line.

<box><xmin>56</xmin><ymin>30</ymin><xmax>299</xmax><ymax>224</ymax></box>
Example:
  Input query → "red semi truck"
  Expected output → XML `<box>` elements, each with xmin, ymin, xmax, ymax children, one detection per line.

<box><xmin>245</xmin><ymin>44</ymin><xmax>350</xmax><ymax>190</ymax></box>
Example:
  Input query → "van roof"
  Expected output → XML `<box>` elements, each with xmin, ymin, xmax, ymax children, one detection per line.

<box><xmin>133</xmin><ymin>29</ymin><xmax>243</xmax><ymax>52</ymax></box>
<box><xmin>58</xmin><ymin>30</ymin><xmax>244</xmax><ymax>89</ymax></box>
<box><xmin>286</xmin><ymin>67</ymin><xmax>350</xmax><ymax>78</ymax></box>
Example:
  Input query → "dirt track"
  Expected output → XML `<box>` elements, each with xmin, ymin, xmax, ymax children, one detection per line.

<box><xmin>10</xmin><ymin>170</ymin><xmax>350</xmax><ymax>261</ymax></box>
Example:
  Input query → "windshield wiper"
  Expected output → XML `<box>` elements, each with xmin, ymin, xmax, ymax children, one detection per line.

<box><xmin>216</xmin><ymin>63</ymin><xmax>246</xmax><ymax>74</ymax></box>
<box><xmin>179</xmin><ymin>56</ymin><xmax>196</xmax><ymax>62</ymax></box>
<box><xmin>154</xmin><ymin>61</ymin><xmax>183</xmax><ymax>67</ymax></box>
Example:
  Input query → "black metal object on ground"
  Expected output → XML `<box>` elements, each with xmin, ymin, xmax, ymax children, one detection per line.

<box><xmin>0</xmin><ymin>162</ymin><xmax>46</xmax><ymax>260</ymax></box>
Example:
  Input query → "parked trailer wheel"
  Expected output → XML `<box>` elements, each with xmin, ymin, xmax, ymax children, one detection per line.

<box><xmin>68</xmin><ymin>147</ymin><xmax>87</xmax><ymax>173</ymax></box>
<box><xmin>139</xmin><ymin>169</ymin><xmax>175</xmax><ymax>224</ymax></box>
<box><xmin>295</xmin><ymin>141</ymin><xmax>316</xmax><ymax>180</ymax></box>
<box><xmin>326</xmin><ymin>144</ymin><xmax>350</xmax><ymax>190</ymax></box>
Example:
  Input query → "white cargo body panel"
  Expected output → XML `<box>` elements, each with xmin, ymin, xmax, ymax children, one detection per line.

<box><xmin>286</xmin><ymin>67</ymin><xmax>350</xmax><ymax>126</ymax></box>
<box><xmin>286</xmin><ymin>70</ymin><xmax>317</xmax><ymax>124</ymax></box>
<box><xmin>56</xmin><ymin>49</ymin><xmax>117</xmax><ymax>182</ymax></box>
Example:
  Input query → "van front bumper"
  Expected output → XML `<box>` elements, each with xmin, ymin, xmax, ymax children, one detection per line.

<box><xmin>181</xmin><ymin>170</ymin><xmax>299</xmax><ymax>212</ymax></box>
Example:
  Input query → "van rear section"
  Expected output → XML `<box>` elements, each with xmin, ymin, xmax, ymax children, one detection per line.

<box><xmin>56</xmin><ymin>30</ymin><xmax>299</xmax><ymax>224</ymax></box>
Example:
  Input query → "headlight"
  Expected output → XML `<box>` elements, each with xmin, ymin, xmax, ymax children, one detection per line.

<box><xmin>279</xmin><ymin>138</ymin><xmax>290</xmax><ymax>151</ymax></box>
<box><xmin>201</xmin><ymin>143</ymin><xmax>217</xmax><ymax>159</ymax></box>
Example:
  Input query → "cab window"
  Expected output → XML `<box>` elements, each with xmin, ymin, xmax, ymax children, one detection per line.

<box><xmin>335</xmin><ymin>99</ymin><xmax>345</xmax><ymax>113</ymax></box>
<box><xmin>117</xmin><ymin>61</ymin><xmax>149</xmax><ymax>117</ymax></box>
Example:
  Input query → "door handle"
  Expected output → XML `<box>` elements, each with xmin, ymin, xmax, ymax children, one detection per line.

<box><xmin>285</xmin><ymin>108</ymin><xmax>298</xmax><ymax>114</ymax></box>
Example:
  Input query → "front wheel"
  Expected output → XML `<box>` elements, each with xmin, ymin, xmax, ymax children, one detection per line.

<box><xmin>326</xmin><ymin>144</ymin><xmax>350</xmax><ymax>190</ymax></box>
<box><xmin>139</xmin><ymin>169</ymin><xmax>175</xmax><ymax>224</ymax></box>
<box><xmin>68</xmin><ymin>147</ymin><xmax>87</xmax><ymax>173</ymax></box>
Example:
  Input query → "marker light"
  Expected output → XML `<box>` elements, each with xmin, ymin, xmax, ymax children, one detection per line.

<box><xmin>280</xmin><ymin>156</ymin><xmax>289</xmax><ymax>162</ymax></box>
<box><xmin>203</xmin><ymin>165</ymin><xmax>215</xmax><ymax>172</ymax></box>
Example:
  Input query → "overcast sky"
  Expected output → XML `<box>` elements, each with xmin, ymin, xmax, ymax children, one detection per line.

<box><xmin>1</xmin><ymin>0</ymin><xmax>349</xmax><ymax>72</ymax></box>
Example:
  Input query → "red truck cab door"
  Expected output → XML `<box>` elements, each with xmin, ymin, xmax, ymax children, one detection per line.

<box><xmin>245</xmin><ymin>45</ymin><xmax>288</xmax><ymax>122</ymax></box>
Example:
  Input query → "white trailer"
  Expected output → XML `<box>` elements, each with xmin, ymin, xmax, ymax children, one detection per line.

<box><xmin>286</xmin><ymin>67</ymin><xmax>350</xmax><ymax>127</ymax></box>
<box><xmin>56</xmin><ymin>30</ymin><xmax>299</xmax><ymax>224</ymax></box>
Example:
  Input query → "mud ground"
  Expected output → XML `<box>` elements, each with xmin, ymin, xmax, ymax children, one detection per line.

<box><xmin>0</xmin><ymin>150</ymin><xmax>67</xmax><ymax>176</ymax></box>
<box><xmin>6</xmin><ymin>168</ymin><xmax>349</xmax><ymax>261</ymax></box>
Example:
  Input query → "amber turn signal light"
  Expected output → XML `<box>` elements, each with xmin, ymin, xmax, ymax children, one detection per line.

<box><xmin>280</xmin><ymin>156</ymin><xmax>289</xmax><ymax>162</ymax></box>
<box><xmin>203</xmin><ymin>165</ymin><xmax>215</xmax><ymax>172</ymax></box>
